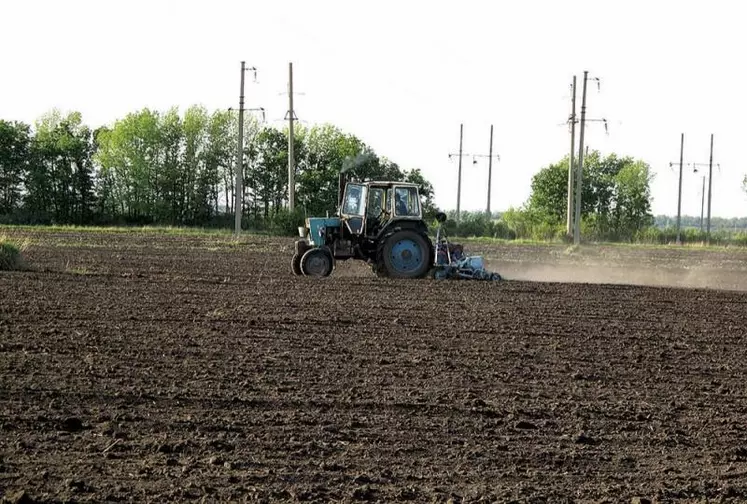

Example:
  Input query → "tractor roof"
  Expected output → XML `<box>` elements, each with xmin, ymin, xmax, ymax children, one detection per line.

<box><xmin>363</xmin><ymin>181</ymin><xmax>420</xmax><ymax>188</ymax></box>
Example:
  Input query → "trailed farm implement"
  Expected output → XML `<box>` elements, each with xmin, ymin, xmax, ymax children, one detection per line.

<box><xmin>291</xmin><ymin>172</ymin><xmax>502</xmax><ymax>281</ymax></box>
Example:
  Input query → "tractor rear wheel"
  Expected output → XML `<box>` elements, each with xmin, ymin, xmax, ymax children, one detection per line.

<box><xmin>300</xmin><ymin>248</ymin><xmax>333</xmax><ymax>277</ymax></box>
<box><xmin>380</xmin><ymin>229</ymin><xmax>432</xmax><ymax>279</ymax></box>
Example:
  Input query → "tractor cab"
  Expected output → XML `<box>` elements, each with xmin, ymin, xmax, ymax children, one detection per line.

<box><xmin>340</xmin><ymin>181</ymin><xmax>423</xmax><ymax>237</ymax></box>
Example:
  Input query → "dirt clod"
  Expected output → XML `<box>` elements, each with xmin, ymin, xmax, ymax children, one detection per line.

<box><xmin>58</xmin><ymin>417</ymin><xmax>83</xmax><ymax>432</ymax></box>
<box><xmin>575</xmin><ymin>433</ymin><xmax>598</xmax><ymax>445</ymax></box>
<box><xmin>1</xmin><ymin>490</ymin><xmax>35</xmax><ymax>504</ymax></box>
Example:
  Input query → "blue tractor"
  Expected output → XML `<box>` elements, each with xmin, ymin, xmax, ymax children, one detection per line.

<box><xmin>292</xmin><ymin>173</ymin><xmax>503</xmax><ymax>281</ymax></box>
<box><xmin>292</xmin><ymin>174</ymin><xmax>435</xmax><ymax>278</ymax></box>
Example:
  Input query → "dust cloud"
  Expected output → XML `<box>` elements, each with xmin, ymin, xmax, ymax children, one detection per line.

<box><xmin>489</xmin><ymin>261</ymin><xmax>747</xmax><ymax>292</ymax></box>
<box><xmin>329</xmin><ymin>244</ymin><xmax>747</xmax><ymax>292</ymax></box>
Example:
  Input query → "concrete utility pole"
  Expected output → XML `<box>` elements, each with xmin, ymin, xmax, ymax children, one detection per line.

<box><xmin>676</xmin><ymin>133</ymin><xmax>684</xmax><ymax>245</ymax></box>
<box><xmin>690</xmin><ymin>139</ymin><xmax>719</xmax><ymax>243</ymax></box>
<box><xmin>447</xmin><ymin>124</ymin><xmax>466</xmax><ymax>222</ymax></box>
<box><xmin>232</xmin><ymin>62</ymin><xmax>260</xmax><ymax>235</ymax></box>
<box><xmin>567</xmin><ymin>75</ymin><xmax>577</xmax><ymax>237</ymax></box>
<box><xmin>456</xmin><ymin>124</ymin><xmax>463</xmax><ymax>222</ymax></box>
<box><xmin>700</xmin><ymin>175</ymin><xmax>705</xmax><ymax>233</ymax></box>
<box><xmin>573</xmin><ymin>71</ymin><xmax>588</xmax><ymax>246</ymax></box>
<box><xmin>707</xmin><ymin>133</ymin><xmax>714</xmax><ymax>244</ymax></box>
<box><xmin>235</xmin><ymin>61</ymin><xmax>247</xmax><ymax>236</ymax></box>
<box><xmin>469</xmin><ymin>126</ymin><xmax>500</xmax><ymax>215</ymax></box>
<box><xmin>287</xmin><ymin>62</ymin><xmax>296</xmax><ymax>212</ymax></box>
<box><xmin>487</xmin><ymin>124</ymin><xmax>494</xmax><ymax>215</ymax></box>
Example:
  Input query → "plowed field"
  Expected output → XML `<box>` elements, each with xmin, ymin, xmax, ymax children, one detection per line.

<box><xmin>2</xmin><ymin>230</ymin><xmax>747</xmax><ymax>503</ymax></box>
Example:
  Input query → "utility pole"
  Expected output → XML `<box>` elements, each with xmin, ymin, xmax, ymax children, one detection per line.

<box><xmin>667</xmin><ymin>134</ymin><xmax>687</xmax><ymax>245</ymax></box>
<box><xmin>287</xmin><ymin>62</ymin><xmax>296</xmax><ymax>212</ymax></box>
<box><xmin>231</xmin><ymin>62</ymin><xmax>261</xmax><ymax>235</ymax></box>
<box><xmin>567</xmin><ymin>75</ymin><xmax>577</xmax><ymax>237</ymax></box>
<box><xmin>573</xmin><ymin>71</ymin><xmax>588</xmax><ymax>246</ymax></box>
<box><xmin>707</xmin><ymin>133</ymin><xmax>714</xmax><ymax>244</ymax></box>
<box><xmin>487</xmin><ymin>124</ymin><xmax>494</xmax><ymax>215</ymax></box>
<box><xmin>470</xmin><ymin>127</ymin><xmax>500</xmax><ymax>215</ymax></box>
<box><xmin>676</xmin><ymin>133</ymin><xmax>684</xmax><ymax>245</ymax></box>
<box><xmin>449</xmin><ymin>124</ymin><xmax>499</xmax><ymax>220</ymax></box>
<box><xmin>700</xmin><ymin>175</ymin><xmax>705</xmax><ymax>233</ymax></box>
<box><xmin>560</xmin><ymin>74</ymin><xmax>605</xmax><ymax>241</ymax></box>
<box><xmin>235</xmin><ymin>61</ymin><xmax>247</xmax><ymax>236</ymax></box>
<box><xmin>456</xmin><ymin>124</ymin><xmax>463</xmax><ymax>223</ymax></box>
<box><xmin>690</xmin><ymin>136</ymin><xmax>719</xmax><ymax>243</ymax></box>
<box><xmin>447</xmin><ymin>124</ymin><xmax>466</xmax><ymax>222</ymax></box>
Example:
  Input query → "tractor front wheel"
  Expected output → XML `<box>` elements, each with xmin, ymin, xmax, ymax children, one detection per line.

<box><xmin>380</xmin><ymin>229</ymin><xmax>432</xmax><ymax>279</ymax></box>
<box><xmin>300</xmin><ymin>248</ymin><xmax>333</xmax><ymax>277</ymax></box>
<box><xmin>291</xmin><ymin>254</ymin><xmax>303</xmax><ymax>276</ymax></box>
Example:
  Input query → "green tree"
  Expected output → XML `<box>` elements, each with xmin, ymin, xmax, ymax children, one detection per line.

<box><xmin>95</xmin><ymin>108</ymin><xmax>163</xmax><ymax>223</ymax></box>
<box><xmin>25</xmin><ymin>111</ymin><xmax>97</xmax><ymax>224</ymax></box>
<box><xmin>611</xmin><ymin>160</ymin><xmax>654</xmax><ymax>237</ymax></box>
<box><xmin>294</xmin><ymin>123</ymin><xmax>437</xmax><ymax>218</ymax></box>
<box><xmin>295</xmin><ymin>124</ymin><xmax>361</xmax><ymax>216</ymax></box>
<box><xmin>246</xmin><ymin>126</ymin><xmax>287</xmax><ymax>219</ymax></box>
<box><xmin>157</xmin><ymin>107</ymin><xmax>183</xmax><ymax>223</ymax></box>
<box><xmin>527</xmin><ymin>158</ymin><xmax>569</xmax><ymax>223</ymax></box>
<box><xmin>182</xmin><ymin>105</ymin><xmax>210</xmax><ymax>224</ymax></box>
<box><xmin>0</xmin><ymin>120</ymin><xmax>31</xmax><ymax>216</ymax></box>
<box><xmin>527</xmin><ymin>150</ymin><xmax>653</xmax><ymax>239</ymax></box>
<box><xmin>205</xmin><ymin>110</ymin><xmax>236</xmax><ymax>217</ymax></box>
<box><xmin>403</xmin><ymin>167</ymin><xmax>436</xmax><ymax>217</ymax></box>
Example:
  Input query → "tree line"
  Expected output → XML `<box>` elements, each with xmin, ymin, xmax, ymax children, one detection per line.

<box><xmin>445</xmin><ymin>151</ymin><xmax>746</xmax><ymax>244</ymax></box>
<box><xmin>451</xmin><ymin>150</ymin><xmax>658</xmax><ymax>242</ymax></box>
<box><xmin>1</xmin><ymin>107</ymin><xmax>743</xmax><ymax>243</ymax></box>
<box><xmin>0</xmin><ymin>107</ymin><xmax>435</xmax><ymax>232</ymax></box>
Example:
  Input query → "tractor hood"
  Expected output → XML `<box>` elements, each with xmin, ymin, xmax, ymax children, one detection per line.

<box><xmin>304</xmin><ymin>217</ymin><xmax>341</xmax><ymax>246</ymax></box>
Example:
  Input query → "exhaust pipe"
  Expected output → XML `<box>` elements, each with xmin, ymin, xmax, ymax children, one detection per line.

<box><xmin>338</xmin><ymin>172</ymin><xmax>347</xmax><ymax>208</ymax></box>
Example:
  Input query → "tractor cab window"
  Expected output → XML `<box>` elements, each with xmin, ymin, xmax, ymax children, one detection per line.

<box><xmin>342</xmin><ymin>183</ymin><xmax>366</xmax><ymax>216</ymax></box>
<box><xmin>367</xmin><ymin>187</ymin><xmax>387</xmax><ymax>216</ymax></box>
<box><xmin>393</xmin><ymin>187</ymin><xmax>420</xmax><ymax>217</ymax></box>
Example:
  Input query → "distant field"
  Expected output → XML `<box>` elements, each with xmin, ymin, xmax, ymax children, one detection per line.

<box><xmin>2</xmin><ymin>228</ymin><xmax>747</xmax><ymax>502</ymax></box>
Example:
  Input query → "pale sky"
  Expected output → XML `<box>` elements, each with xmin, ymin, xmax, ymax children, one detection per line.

<box><xmin>2</xmin><ymin>0</ymin><xmax>746</xmax><ymax>218</ymax></box>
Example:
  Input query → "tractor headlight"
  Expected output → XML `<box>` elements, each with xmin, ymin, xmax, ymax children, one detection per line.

<box><xmin>298</xmin><ymin>226</ymin><xmax>307</xmax><ymax>238</ymax></box>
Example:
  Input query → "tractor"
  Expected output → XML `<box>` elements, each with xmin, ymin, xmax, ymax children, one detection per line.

<box><xmin>292</xmin><ymin>173</ymin><xmax>434</xmax><ymax>278</ymax></box>
<box><xmin>291</xmin><ymin>172</ymin><xmax>503</xmax><ymax>281</ymax></box>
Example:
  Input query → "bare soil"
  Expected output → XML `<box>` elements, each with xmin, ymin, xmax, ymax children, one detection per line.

<box><xmin>2</xmin><ymin>230</ymin><xmax>747</xmax><ymax>503</ymax></box>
